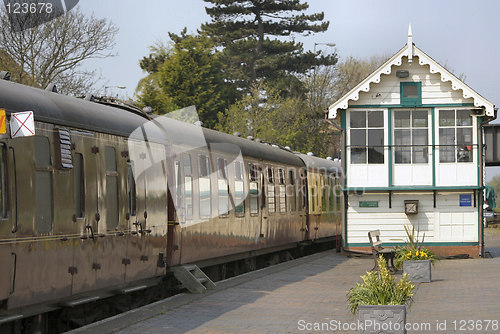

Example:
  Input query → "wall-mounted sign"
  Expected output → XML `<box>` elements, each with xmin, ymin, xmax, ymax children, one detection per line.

<box><xmin>0</xmin><ymin>109</ymin><xmax>6</xmax><ymax>134</ymax></box>
<box><xmin>10</xmin><ymin>111</ymin><xmax>35</xmax><ymax>138</ymax></box>
<box><xmin>360</xmin><ymin>201</ymin><xmax>378</xmax><ymax>208</ymax></box>
<box><xmin>459</xmin><ymin>194</ymin><xmax>472</xmax><ymax>207</ymax></box>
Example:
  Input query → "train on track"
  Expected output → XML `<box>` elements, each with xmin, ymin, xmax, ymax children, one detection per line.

<box><xmin>0</xmin><ymin>77</ymin><xmax>343</xmax><ymax>332</ymax></box>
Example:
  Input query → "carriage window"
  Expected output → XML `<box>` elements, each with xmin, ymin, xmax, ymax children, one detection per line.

<box><xmin>329</xmin><ymin>177</ymin><xmax>335</xmax><ymax>212</ymax></box>
<box><xmin>267</xmin><ymin>167</ymin><xmax>275</xmax><ymax>213</ymax></box>
<box><xmin>184</xmin><ymin>155</ymin><xmax>193</xmax><ymax>219</ymax></box>
<box><xmin>74</xmin><ymin>153</ymin><xmax>85</xmax><ymax>218</ymax></box>
<box><xmin>0</xmin><ymin>144</ymin><xmax>8</xmax><ymax>219</ymax></box>
<box><xmin>234</xmin><ymin>161</ymin><xmax>245</xmax><ymax>215</ymax></box>
<box><xmin>267</xmin><ymin>167</ymin><xmax>274</xmax><ymax>183</ymax></box>
<box><xmin>278</xmin><ymin>168</ymin><xmax>286</xmax><ymax>213</ymax></box>
<box><xmin>199</xmin><ymin>155</ymin><xmax>211</xmax><ymax>218</ymax></box>
<box><xmin>288</xmin><ymin>170</ymin><xmax>296</xmax><ymax>212</ymax></box>
<box><xmin>127</xmin><ymin>163</ymin><xmax>136</xmax><ymax>217</ymax></box>
<box><xmin>321</xmin><ymin>177</ymin><xmax>328</xmax><ymax>212</ymax></box>
<box><xmin>105</xmin><ymin>146</ymin><xmax>118</xmax><ymax>230</ymax></box>
<box><xmin>34</xmin><ymin>136</ymin><xmax>53</xmax><ymax>233</ymax></box>
<box><xmin>248</xmin><ymin>163</ymin><xmax>258</xmax><ymax>214</ymax></box>
<box><xmin>217</xmin><ymin>158</ymin><xmax>229</xmax><ymax>215</ymax></box>
<box><xmin>249</xmin><ymin>163</ymin><xmax>257</xmax><ymax>182</ymax></box>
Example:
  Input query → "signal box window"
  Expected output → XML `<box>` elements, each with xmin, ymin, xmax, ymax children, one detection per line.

<box><xmin>350</xmin><ymin>110</ymin><xmax>384</xmax><ymax>164</ymax></box>
<box><xmin>439</xmin><ymin>109</ymin><xmax>473</xmax><ymax>163</ymax></box>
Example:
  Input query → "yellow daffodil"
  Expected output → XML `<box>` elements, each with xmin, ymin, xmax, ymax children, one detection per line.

<box><xmin>415</xmin><ymin>251</ymin><xmax>419</xmax><ymax>257</ymax></box>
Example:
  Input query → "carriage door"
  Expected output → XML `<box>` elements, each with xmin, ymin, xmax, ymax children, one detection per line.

<box><xmin>298</xmin><ymin>169</ymin><xmax>309</xmax><ymax>240</ymax></box>
<box><xmin>0</xmin><ymin>140</ymin><xmax>15</xmax><ymax>300</ymax></box>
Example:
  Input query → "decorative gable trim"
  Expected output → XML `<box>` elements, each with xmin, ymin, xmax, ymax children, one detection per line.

<box><xmin>328</xmin><ymin>44</ymin><xmax>495</xmax><ymax>119</ymax></box>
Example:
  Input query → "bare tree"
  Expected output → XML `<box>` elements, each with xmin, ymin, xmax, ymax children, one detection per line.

<box><xmin>0</xmin><ymin>7</ymin><xmax>118</xmax><ymax>95</ymax></box>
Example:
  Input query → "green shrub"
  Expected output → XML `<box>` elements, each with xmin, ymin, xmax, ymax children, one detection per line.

<box><xmin>394</xmin><ymin>225</ymin><xmax>437</xmax><ymax>269</ymax></box>
<box><xmin>347</xmin><ymin>256</ymin><xmax>415</xmax><ymax>314</ymax></box>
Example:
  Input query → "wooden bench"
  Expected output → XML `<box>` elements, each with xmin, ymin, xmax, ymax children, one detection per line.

<box><xmin>368</xmin><ymin>230</ymin><xmax>396</xmax><ymax>272</ymax></box>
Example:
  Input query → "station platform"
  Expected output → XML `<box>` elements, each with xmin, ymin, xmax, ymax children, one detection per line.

<box><xmin>70</xmin><ymin>228</ymin><xmax>500</xmax><ymax>334</ymax></box>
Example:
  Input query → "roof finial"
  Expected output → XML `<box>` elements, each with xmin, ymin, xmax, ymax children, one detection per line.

<box><xmin>407</xmin><ymin>23</ymin><xmax>413</xmax><ymax>63</ymax></box>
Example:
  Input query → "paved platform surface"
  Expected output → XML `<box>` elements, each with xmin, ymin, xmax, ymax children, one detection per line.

<box><xmin>71</xmin><ymin>228</ymin><xmax>500</xmax><ymax>334</ymax></box>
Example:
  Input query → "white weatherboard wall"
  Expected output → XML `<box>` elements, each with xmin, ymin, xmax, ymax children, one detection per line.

<box><xmin>347</xmin><ymin>192</ymin><xmax>478</xmax><ymax>245</ymax></box>
<box><xmin>350</xmin><ymin>56</ymin><xmax>475</xmax><ymax>107</ymax></box>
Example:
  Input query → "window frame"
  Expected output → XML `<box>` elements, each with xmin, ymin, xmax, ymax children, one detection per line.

<box><xmin>400</xmin><ymin>82</ymin><xmax>422</xmax><ymax>106</ymax></box>
<box><xmin>349</xmin><ymin>110</ymin><xmax>385</xmax><ymax>164</ymax></box>
<box><xmin>438</xmin><ymin>109</ymin><xmax>474</xmax><ymax>164</ymax></box>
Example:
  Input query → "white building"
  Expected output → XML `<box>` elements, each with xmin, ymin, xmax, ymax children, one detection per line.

<box><xmin>328</xmin><ymin>26</ymin><xmax>496</xmax><ymax>257</ymax></box>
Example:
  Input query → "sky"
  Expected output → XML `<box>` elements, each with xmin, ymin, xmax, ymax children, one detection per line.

<box><xmin>77</xmin><ymin>0</ymin><xmax>500</xmax><ymax>178</ymax></box>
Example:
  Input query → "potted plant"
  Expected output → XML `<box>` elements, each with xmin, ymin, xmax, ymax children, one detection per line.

<box><xmin>347</xmin><ymin>256</ymin><xmax>415</xmax><ymax>334</ymax></box>
<box><xmin>395</xmin><ymin>225</ymin><xmax>437</xmax><ymax>283</ymax></box>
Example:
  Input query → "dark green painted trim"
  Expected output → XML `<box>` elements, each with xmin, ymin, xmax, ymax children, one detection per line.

<box><xmin>388</xmin><ymin>108</ymin><xmax>392</xmax><ymax>187</ymax></box>
<box><xmin>346</xmin><ymin>103</ymin><xmax>475</xmax><ymax>109</ymax></box>
<box><xmin>347</xmin><ymin>242</ymin><xmax>479</xmax><ymax>247</ymax></box>
<box><xmin>431</xmin><ymin>107</ymin><xmax>436</xmax><ymax>187</ymax></box>
<box><xmin>344</xmin><ymin>185</ymin><xmax>482</xmax><ymax>192</ymax></box>
<box><xmin>400</xmin><ymin>82</ymin><xmax>422</xmax><ymax>106</ymax></box>
<box><xmin>340</xmin><ymin>110</ymin><xmax>347</xmax><ymax>249</ymax></box>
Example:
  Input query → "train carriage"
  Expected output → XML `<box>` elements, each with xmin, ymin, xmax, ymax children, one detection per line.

<box><xmin>0</xmin><ymin>78</ymin><xmax>342</xmax><ymax>331</ymax></box>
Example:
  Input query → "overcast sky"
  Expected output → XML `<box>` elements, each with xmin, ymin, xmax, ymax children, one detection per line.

<box><xmin>78</xmin><ymin>0</ymin><xmax>500</xmax><ymax>178</ymax></box>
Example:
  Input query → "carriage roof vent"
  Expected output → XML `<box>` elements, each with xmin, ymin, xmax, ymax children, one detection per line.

<box><xmin>271</xmin><ymin>144</ymin><xmax>279</xmax><ymax>148</ymax></box>
<box><xmin>84</xmin><ymin>94</ymin><xmax>95</xmax><ymax>101</ymax></box>
<box><xmin>284</xmin><ymin>146</ymin><xmax>291</xmax><ymax>150</ymax></box>
<box><xmin>326</xmin><ymin>156</ymin><xmax>333</xmax><ymax>160</ymax></box>
<box><xmin>246</xmin><ymin>136</ymin><xmax>254</xmax><ymax>141</ymax></box>
<box><xmin>142</xmin><ymin>106</ymin><xmax>153</xmax><ymax>114</ymax></box>
<box><xmin>307</xmin><ymin>152</ymin><xmax>314</xmax><ymax>156</ymax></box>
<box><xmin>0</xmin><ymin>71</ymin><xmax>10</xmax><ymax>81</ymax></box>
<box><xmin>233</xmin><ymin>132</ymin><xmax>241</xmax><ymax>137</ymax></box>
<box><xmin>194</xmin><ymin>121</ymin><xmax>204</xmax><ymax>127</ymax></box>
<box><xmin>334</xmin><ymin>158</ymin><xmax>340</xmax><ymax>162</ymax></box>
<box><xmin>255</xmin><ymin>138</ymin><xmax>262</xmax><ymax>143</ymax></box>
<box><xmin>45</xmin><ymin>83</ymin><xmax>58</xmax><ymax>93</ymax></box>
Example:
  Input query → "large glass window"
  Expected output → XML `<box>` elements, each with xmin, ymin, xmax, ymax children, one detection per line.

<box><xmin>439</xmin><ymin>109</ymin><xmax>473</xmax><ymax>163</ymax></box>
<box><xmin>350</xmin><ymin>110</ymin><xmax>384</xmax><ymax>164</ymax></box>
<box><xmin>394</xmin><ymin>110</ymin><xmax>428</xmax><ymax>164</ymax></box>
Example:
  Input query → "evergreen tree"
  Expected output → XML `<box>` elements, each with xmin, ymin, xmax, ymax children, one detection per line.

<box><xmin>201</xmin><ymin>0</ymin><xmax>336</xmax><ymax>95</ymax></box>
<box><xmin>136</xmin><ymin>30</ymin><xmax>237</xmax><ymax>128</ymax></box>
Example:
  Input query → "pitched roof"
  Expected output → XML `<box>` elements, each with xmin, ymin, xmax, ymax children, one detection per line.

<box><xmin>327</xmin><ymin>41</ymin><xmax>495</xmax><ymax>119</ymax></box>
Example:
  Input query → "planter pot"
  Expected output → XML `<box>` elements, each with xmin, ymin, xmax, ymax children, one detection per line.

<box><xmin>403</xmin><ymin>259</ymin><xmax>431</xmax><ymax>283</ymax></box>
<box><xmin>358</xmin><ymin>305</ymin><xmax>406</xmax><ymax>334</ymax></box>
